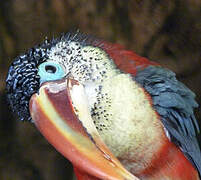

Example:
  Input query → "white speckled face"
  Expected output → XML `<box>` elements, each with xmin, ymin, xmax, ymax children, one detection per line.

<box><xmin>47</xmin><ymin>41</ymin><xmax>83</xmax><ymax>77</ymax></box>
<box><xmin>46</xmin><ymin>40</ymin><xmax>121</xmax><ymax>124</ymax></box>
<box><xmin>47</xmin><ymin>41</ymin><xmax>118</xmax><ymax>84</ymax></box>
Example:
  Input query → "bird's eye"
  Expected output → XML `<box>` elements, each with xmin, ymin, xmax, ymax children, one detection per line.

<box><xmin>45</xmin><ymin>65</ymin><xmax>57</xmax><ymax>73</ymax></box>
<box><xmin>38</xmin><ymin>61</ymin><xmax>65</xmax><ymax>84</ymax></box>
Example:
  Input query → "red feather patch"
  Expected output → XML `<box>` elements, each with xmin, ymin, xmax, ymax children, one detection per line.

<box><xmin>93</xmin><ymin>40</ymin><xmax>158</xmax><ymax>75</ymax></box>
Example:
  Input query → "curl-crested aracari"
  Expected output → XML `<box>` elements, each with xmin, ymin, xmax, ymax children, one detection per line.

<box><xmin>6</xmin><ymin>32</ymin><xmax>201</xmax><ymax>180</ymax></box>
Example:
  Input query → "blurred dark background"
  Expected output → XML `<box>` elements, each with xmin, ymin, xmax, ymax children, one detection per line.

<box><xmin>0</xmin><ymin>0</ymin><xmax>201</xmax><ymax>180</ymax></box>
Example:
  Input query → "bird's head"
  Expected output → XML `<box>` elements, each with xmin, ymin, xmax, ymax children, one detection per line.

<box><xmin>6</xmin><ymin>33</ymin><xmax>117</xmax><ymax>121</ymax></box>
<box><xmin>6</xmin><ymin>32</ymin><xmax>138</xmax><ymax>180</ymax></box>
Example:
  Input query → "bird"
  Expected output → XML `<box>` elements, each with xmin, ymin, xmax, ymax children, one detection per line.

<box><xmin>6</xmin><ymin>31</ymin><xmax>201</xmax><ymax>180</ymax></box>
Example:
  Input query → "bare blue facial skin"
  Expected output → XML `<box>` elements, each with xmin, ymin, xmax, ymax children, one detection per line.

<box><xmin>38</xmin><ymin>61</ymin><xmax>66</xmax><ymax>84</ymax></box>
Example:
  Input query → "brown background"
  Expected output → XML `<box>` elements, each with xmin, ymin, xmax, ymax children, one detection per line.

<box><xmin>0</xmin><ymin>0</ymin><xmax>201</xmax><ymax>179</ymax></box>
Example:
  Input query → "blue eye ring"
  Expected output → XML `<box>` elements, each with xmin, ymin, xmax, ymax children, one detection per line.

<box><xmin>38</xmin><ymin>61</ymin><xmax>65</xmax><ymax>84</ymax></box>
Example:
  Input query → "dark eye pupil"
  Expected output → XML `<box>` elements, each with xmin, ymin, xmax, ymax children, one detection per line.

<box><xmin>45</xmin><ymin>65</ymin><xmax>57</xmax><ymax>73</ymax></box>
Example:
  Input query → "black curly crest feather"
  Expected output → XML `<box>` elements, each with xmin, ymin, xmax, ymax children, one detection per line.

<box><xmin>6</xmin><ymin>41</ymin><xmax>50</xmax><ymax>121</ymax></box>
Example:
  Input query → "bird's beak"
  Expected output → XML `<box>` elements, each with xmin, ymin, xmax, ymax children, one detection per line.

<box><xmin>29</xmin><ymin>78</ymin><xmax>138</xmax><ymax>180</ymax></box>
